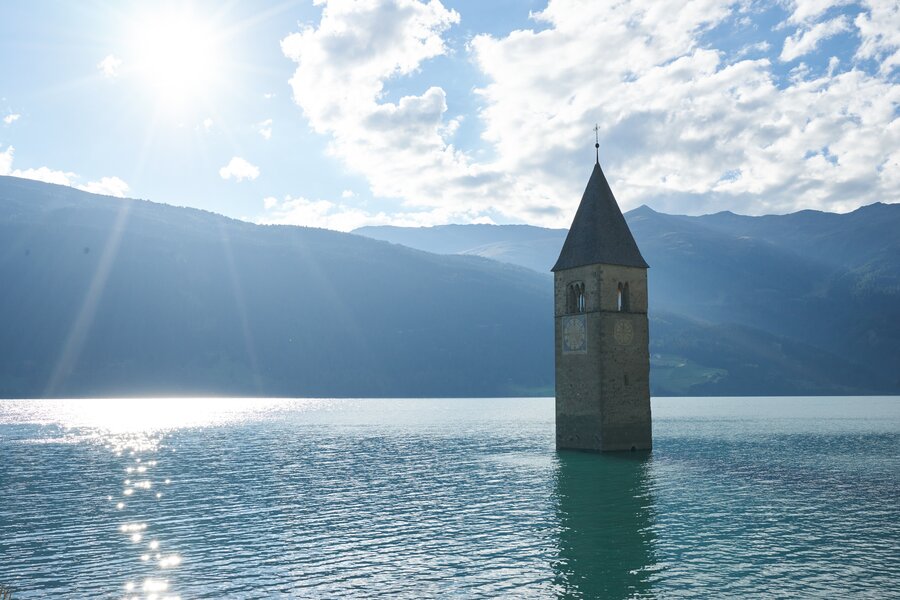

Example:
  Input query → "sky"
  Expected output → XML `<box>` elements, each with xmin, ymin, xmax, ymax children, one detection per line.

<box><xmin>0</xmin><ymin>0</ymin><xmax>897</xmax><ymax>230</ymax></box>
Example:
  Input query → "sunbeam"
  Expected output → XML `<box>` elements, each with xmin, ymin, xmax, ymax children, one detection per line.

<box><xmin>45</xmin><ymin>201</ymin><xmax>132</xmax><ymax>396</ymax></box>
<box><xmin>216</xmin><ymin>221</ymin><xmax>263</xmax><ymax>394</ymax></box>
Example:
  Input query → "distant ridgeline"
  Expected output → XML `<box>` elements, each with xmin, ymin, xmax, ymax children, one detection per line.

<box><xmin>0</xmin><ymin>176</ymin><xmax>552</xmax><ymax>398</ymax></box>
<box><xmin>359</xmin><ymin>203</ymin><xmax>900</xmax><ymax>397</ymax></box>
<box><xmin>1</xmin><ymin>174</ymin><xmax>898</xmax><ymax>398</ymax></box>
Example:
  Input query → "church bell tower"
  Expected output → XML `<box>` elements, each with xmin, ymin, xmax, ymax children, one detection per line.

<box><xmin>552</xmin><ymin>142</ymin><xmax>652</xmax><ymax>452</ymax></box>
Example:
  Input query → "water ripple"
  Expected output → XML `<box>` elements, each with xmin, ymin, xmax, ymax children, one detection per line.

<box><xmin>0</xmin><ymin>397</ymin><xmax>898</xmax><ymax>598</ymax></box>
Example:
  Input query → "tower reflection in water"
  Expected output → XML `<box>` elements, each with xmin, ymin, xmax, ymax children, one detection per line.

<box><xmin>553</xmin><ymin>450</ymin><xmax>657</xmax><ymax>599</ymax></box>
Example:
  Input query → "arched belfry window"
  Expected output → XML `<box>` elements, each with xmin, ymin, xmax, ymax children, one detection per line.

<box><xmin>567</xmin><ymin>281</ymin><xmax>585</xmax><ymax>314</ymax></box>
<box><xmin>617</xmin><ymin>282</ymin><xmax>630</xmax><ymax>312</ymax></box>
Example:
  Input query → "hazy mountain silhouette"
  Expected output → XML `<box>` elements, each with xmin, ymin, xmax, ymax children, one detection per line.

<box><xmin>1</xmin><ymin>175</ymin><xmax>896</xmax><ymax>397</ymax></box>
<box><xmin>631</xmin><ymin>204</ymin><xmax>900</xmax><ymax>391</ymax></box>
<box><xmin>354</xmin><ymin>224</ymin><xmax>567</xmax><ymax>272</ymax></box>
<box><xmin>0</xmin><ymin>176</ymin><xmax>552</xmax><ymax>398</ymax></box>
<box><xmin>357</xmin><ymin>203</ymin><xmax>900</xmax><ymax>395</ymax></box>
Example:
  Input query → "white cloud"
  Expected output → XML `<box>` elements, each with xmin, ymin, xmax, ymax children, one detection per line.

<box><xmin>257</xmin><ymin>118</ymin><xmax>273</xmax><ymax>140</ymax></box>
<box><xmin>782</xmin><ymin>1</ymin><xmax>899</xmax><ymax>73</ymax></box>
<box><xmin>281</xmin><ymin>0</ymin><xmax>490</xmax><ymax>216</ymax></box>
<box><xmin>202</xmin><ymin>117</ymin><xmax>214</xmax><ymax>131</ymax></box>
<box><xmin>10</xmin><ymin>165</ymin><xmax>77</xmax><ymax>186</ymax></box>
<box><xmin>259</xmin><ymin>195</ymin><xmax>391</xmax><ymax>231</ymax></box>
<box><xmin>279</xmin><ymin>0</ymin><xmax>744</xmax><ymax>225</ymax></box>
<box><xmin>219</xmin><ymin>156</ymin><xmax>259</xmax><ymax>182</ymax></box>
<box><xmin>258</xmin><ymin>194</ymin><xmax>481</xmax><ymax>231</ymax></box>
<box><xmin>341</xmin><ymin>189</ymin><xmax>355</xmax><ymax>198</ymax></box>
<box><xmin>780</xmin><ymin>16</ymin><xmax>851</xmax><ymax>61</ymax></box>
<box><xmin>855</xmin><ymin>0</ymin><xmax>900</xmax><ymax>75</ymax></box>
<box><xmin>0</xmin><ymin>144</ymin><xmax>130</xmax><ymax>196</ymax></box>
<box><xmin>98</xmin><ymin>54</ymin><xmax>123</xmax><ymax>78</ymax></box>
<box><xmin>0</xmin><ymin>144</ymin><xmax>14</xmax><ymax>174</ymax></box>
<box><xmin>77</xmin><ymin>176</ymin><xmax>130</xmax><ymax>197</ymax></box>
<box><xmin>734</xmin><ymin>41</ymin><xmax>771</xmax><ymax>59</ymax></box>
<box><xmin>784</xmin><ymin>0</ymin><xmax>852</xmax><ymax>24</ymax></box>
<box><xmin>280</xmin><ymin>0</ymin><xmax>899</xmax><ymax>225</ymax></box>
<box><xmin>465</xmin><ymin>0</ymin><xmax>899</xmax><ymax>217</ymax></box>
<box><xmin>3</xmin><ymin>113</ymin><xmax>20</xmax><ymax>125</ymax></box>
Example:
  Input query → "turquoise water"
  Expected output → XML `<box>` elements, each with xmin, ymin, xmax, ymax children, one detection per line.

<box><xmin>0</xmin><ymin>397</ymin><xmax>898</xmax><ymax>598</ymax></box>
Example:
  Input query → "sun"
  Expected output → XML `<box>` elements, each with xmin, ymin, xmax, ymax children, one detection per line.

<box><xmin>129</xmin><ymin>6</ymin><xmax>226</xmax><ymax>112</ymax></box>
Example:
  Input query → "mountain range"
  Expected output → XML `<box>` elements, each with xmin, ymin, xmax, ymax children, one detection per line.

<box><xmin>360</xmin><ymin>203</ymin><xmax>900</xmax><ymax>395</ymax></box>
<box><xmin>1</xmin><ymin>174</ymin><xmax>897</xmax><ymax>397</ymax></box>
<box><xmin>0</xmin><ymin>176</ymin><xmax>551</xmax><ymax>398</ymax></box>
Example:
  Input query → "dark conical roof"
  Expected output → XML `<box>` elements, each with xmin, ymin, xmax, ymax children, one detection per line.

<box><xmin>552</xmin><ymin>161</ymin><xmax>649</xmax><ymax>271</ymax></box>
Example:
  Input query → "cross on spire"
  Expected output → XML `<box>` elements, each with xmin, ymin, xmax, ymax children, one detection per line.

<box><xmin>593</xmin><ymin>124</ymin><xmax>600</xmax><ymax>164</ymax></box>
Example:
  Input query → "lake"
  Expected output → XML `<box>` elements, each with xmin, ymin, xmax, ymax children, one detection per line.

<box><xmin>1</xmin><ymin>397</ymin><xmax>898</xmax><ymax>598</ymax></box>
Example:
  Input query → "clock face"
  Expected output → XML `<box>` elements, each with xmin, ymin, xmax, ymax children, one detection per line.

<box><xmin>562</xmin><ymin>315</ymin><xmax>587</xmax><ymax>354</ymax></box>
<box><xmin>614</xmin><ymin>319</ymin><xmax>634</xmax><ymax>345</ymax></box>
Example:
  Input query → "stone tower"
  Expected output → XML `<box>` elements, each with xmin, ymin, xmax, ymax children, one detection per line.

<box><xmin>552</xmin><ymin>154</ymin><xmax>652</xmax><ymax>452</ymax></box>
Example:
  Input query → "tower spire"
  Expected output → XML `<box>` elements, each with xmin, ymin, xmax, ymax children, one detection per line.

<box><xmin>593</xmin><ymin>123</ymin><xmax>600</xmax><ymax>164</ymax></box>
<box><xmin>552</xmin><ymin>145</ymin><xmax>648</xmax><ymax>272</ymax></box>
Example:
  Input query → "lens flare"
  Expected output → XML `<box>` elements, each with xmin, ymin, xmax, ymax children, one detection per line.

<box><xmin>129</xmin><ymin>6</ymin><xmax>226</xmax><ymax>111</ymax></box>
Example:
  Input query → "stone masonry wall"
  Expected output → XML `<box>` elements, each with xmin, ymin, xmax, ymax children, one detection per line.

<box><xmin>555</xmin><ymin>264</ymin><xmax>651</xmax><ymax>451</ymax></box>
